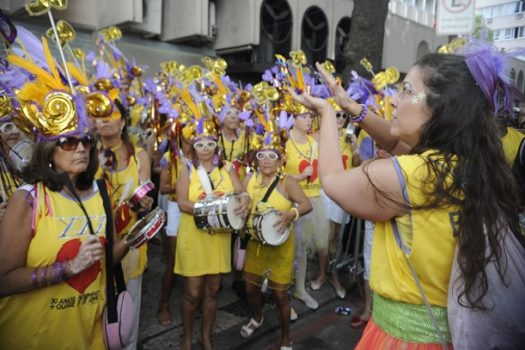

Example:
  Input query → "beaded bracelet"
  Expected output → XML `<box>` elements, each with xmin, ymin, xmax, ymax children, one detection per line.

<box><xmin>290</xmin><ymin>207</ymin><xmax>300</xmax><ymax>221</ymax></box>
<box><xmin>32</xmin><ymin>267</ymin><xmax>39</xmax><ymax>289</ymax></box>
<box><xmin>351</xmin><ymin>104</ymin><xmax>367</xmax><ymax>123</ymax></box>
<box><xmin>41</xmin><ymin>266</ymin><xmax>48</xmax><ymax>288</ymax></box>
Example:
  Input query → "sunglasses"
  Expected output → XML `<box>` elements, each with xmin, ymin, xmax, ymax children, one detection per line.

<box><xmin>0</xmin><ymin>122</ymin><xmax>16</xmax><ymax>134</ymax></box>
<box><xmin>57</xmin><ymin>135</ymin><xmax>95</xmax><ymax>151</ymax></box>
<box><xmin>256</xmin><ymin>151</ymin><xmax>279</xmax><ymax>160</ymax></box>
<box><xmin>193</xmin><ymin>140</ymin><xmax>217</xmax><ymax>150</ymax></box>
<box><xmin>335</xmin><ymin>112</ymin><xmax>348</xmax><ymax>119</ymax></box>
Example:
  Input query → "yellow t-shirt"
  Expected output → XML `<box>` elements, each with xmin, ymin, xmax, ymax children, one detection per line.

<box><xmin>501</xmin><ymin>127</ymin><xmax>525</xmax><ymax>166</ymax></box>
<box><xmin>370</xmin><ymin>151</ymin><xmax>459</xmax><ymax>307</ymax></box>
<box><xmin>0</xmin><ymin>182</ymin><xmax>107</xmax><ymax>350</ymax></box>
<box><xmin>284</xmin><ymin>134</ymin><xmax>320</xmax><ymax>197</ymax></box>
<box><xmin>340</xmin><ymin>134</ymin><xmax>354</xmax><ymax>170</ymax></box>
<box><xmin>97</xmin><ymin>147</ymin><xmax>147</xmax><ymax>280</ymax></box>
<box><xmin>162</xmin><ymin>151</ymin><xmax>186</xmax><ymax>201</ymax></box>
<box><xmin>219</xmin><ymin>129</ymin><xmax>251</xmax><ymax>180</ymax></box>
<box><xmin>174</xmin><ymin>162</ymin><xmax>235</xmax><ymax>276</ymax></box>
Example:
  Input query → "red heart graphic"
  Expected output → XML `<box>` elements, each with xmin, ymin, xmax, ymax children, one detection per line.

<box><xmin>56</xmin><ymin>237</ymin><xmax>105</xmax><ymax>294</ymax></box>
<box><xmin>342</xmin><ymin>155</ymin><xmax>349</xmax><ymax>170</ymax></box>
<box><xmin>299</xmin><ymin>159</ymin><xmax>318</xmax><ymax>183</ymax></box>
<box><xmin>232</xmin><ymin>160</ymin><xmax>241</xmax><ymax>177</ymax></box>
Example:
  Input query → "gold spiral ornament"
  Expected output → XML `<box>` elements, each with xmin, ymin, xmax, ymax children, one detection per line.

<box><xmin>41</xmin><ymin>91</ymin><xmax>77</xmax><ymax>137</ymax></box>
<box><xmin>86</xmin><ymin>92</ymin><xmax>112</xmax><ymax>118</ymax></box>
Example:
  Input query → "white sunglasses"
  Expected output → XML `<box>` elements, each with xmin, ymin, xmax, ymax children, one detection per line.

<box><xmin>193</xmin><ymin>140</ymin><xmax>217</xmax><ymax>150</ymax></box>
<box><xmin>256</xmin><ymin>151</ymin><xmax>279</xmax><ymax>160</ymax></box>
<box><xmin>0</xmin><ymin>122</ymin><xmax>17</xmax><ymax>134</ymax></box>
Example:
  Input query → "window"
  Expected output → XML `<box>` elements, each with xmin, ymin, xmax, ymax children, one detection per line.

<box><xmin>518</xmin><ymin>26</ymin><xmax>525</xmax><ymax>38</ymax></box>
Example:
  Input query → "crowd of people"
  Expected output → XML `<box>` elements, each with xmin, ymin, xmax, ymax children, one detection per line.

<box><xmin>0</xmin><ymin>10</ymin><xmax>525</xmax><ymax>350</ymax></box>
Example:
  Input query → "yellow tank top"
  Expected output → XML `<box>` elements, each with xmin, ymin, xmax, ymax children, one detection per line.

<box><xmin>340</xmin><ymin>134</ymin><xmax>353</xmax><ymax>170</ymax></box>
<box><xmin>247</xmin><ymin>173</ymin><xmax>293</xmax><ymax>218</ymax></box>
<box><xmin>97</xmin><ymin>147</ymin><xmax>147</xmax><ymax>280</ymax></box>
<box><xmin>0</xmin><ymin>182</ymin><xmax>107</xmax><ymax>350</ymax></box>
<box><xmin>501</xmin><ymin>127</ymin><xmax>525</xmax><ymax>166</ymax></box>
<box><xmin>220</xmin><ymin>129</ymin><xmax>250</xmax><ymax>180</ymax></box>
<box><xmin>370</xmin><ymin>151</ymin><xmax>459</xmax><ymax>307</ymax></box>
<box><xmin>163</xmin><ymin>151</ymin><xmax>186</xmax><ymax>201</ymax></box>
<box><xmin>284</xmin><ymin>134</ymin><xmax>320</xmax><ymax>197</ymax></box>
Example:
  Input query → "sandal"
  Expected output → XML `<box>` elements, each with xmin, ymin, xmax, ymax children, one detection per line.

<box><xmin>240</xmin><ymin>316</ymin><xmax>264</xmax><ymax>338</ymax></box>
<box><xmin>350</xmin><ymin>315</ymin><xmax>369</xmax><ymax>329</ymax></box>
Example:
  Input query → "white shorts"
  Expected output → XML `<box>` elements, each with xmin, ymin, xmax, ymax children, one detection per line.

<box><xmin>166</xmin><ymin>201</ymin><xmax>181</xmax><ymax>237</ymax></box>
<box><xmin>320</xmin><ymin>189</ymin><xmax>349</xmax><ymax>225</ymax></box>
<box><xmin>363</xmin><ymin>220</ymin><xmax>374</xmax><ymax>281</ymax></box>
<box><xmin>158</xmin><ymin>193</ymin><xmax>169</xmax><ymax>211</ymax></box>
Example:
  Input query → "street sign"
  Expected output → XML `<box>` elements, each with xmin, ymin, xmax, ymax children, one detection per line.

<box><xmin>436</xmin><ymin>0</ymin><xmax>476</xmax><ymax>36</ymax></box>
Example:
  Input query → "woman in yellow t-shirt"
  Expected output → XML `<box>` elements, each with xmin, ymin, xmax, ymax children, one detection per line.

<box><xmin>94</xmin><ymin>100</ymin><xmax>153</xmax><ymax>350</ymax></box>
<box><xmin>291</xmin><ymin>49</ymin><xmax>522</xmax><ymax>349</ymax></box>
<box><xmin>240</xmin><ymin>145</ymin><xmax>311</xmax><ymax>350</ymax></box>
<box><xmin>0</xmin><ymin>134</ymin><xmax>129</xmax><ymax>349</ymax></box>
<box><xmin>175</xmin><ymin>127</ymin><xmax>250</xmax><ymax>350</ymax></box>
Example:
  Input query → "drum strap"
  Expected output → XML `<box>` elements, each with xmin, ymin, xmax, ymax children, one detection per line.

<box><xmin>97</xmin><ymin>179</ymin><xmax>127</xmax><ymax>323</ymax></box>
<box><xmin>197</xmin><ymin>165</ymin><xmax>214</xmax><ymax>195</ymax></box>
<box><xmin>261</xmin><ymin>174</ymin><xmax>281</xmax><ymax>203</ymax></box>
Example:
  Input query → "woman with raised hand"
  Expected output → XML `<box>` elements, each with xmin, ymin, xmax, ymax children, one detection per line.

<box><xmin>290</xmin><ymin>45</ymin><xmax>524</xmax><ymax>349</ymax></box>
<box><xmin>240</xmin><ymin>137</ymin><xmax>311</xmax><ymax>350</ymax></box>
<box><xmin>175</xmin><ymin>119</ymin><xmax>250</xmax><ymax>350</ymax></box>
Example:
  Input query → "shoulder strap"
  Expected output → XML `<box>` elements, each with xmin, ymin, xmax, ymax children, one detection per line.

<box><xmin>261</xmin><ymin>174</ymin><xmax>281</xmax><ymax>203</ymax></box>
<box><xmin>97</xmin><ymin>179</ymin><xmax>126</xmax><ymax>323</ymax></box>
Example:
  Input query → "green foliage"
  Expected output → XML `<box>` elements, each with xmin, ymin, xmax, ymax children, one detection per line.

<box><xmin>472</xmin><ymin>15</ymin><xmax>494</xmax><ymax>42</ymax></box>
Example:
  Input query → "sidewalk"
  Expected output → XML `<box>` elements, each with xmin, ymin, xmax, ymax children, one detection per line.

<box><xmin>138</xmin><ymin>235</ymin><xmax>363</xmax><ymax>349</ymax></box>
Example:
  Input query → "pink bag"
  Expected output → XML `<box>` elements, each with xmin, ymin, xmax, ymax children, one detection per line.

<box><xmin>103</xmin><ymin>290</ymin><xmax>135</xmax><ymax>350</ymax></box>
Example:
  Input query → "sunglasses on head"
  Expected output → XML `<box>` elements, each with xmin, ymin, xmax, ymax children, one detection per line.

<box><xmin>335</xmin><ymin>112</ymin><xmax>348</xmax><ymax>119</ymax></box>
<box><xmin>0</xmin><ymin>122</ymin><xmax>16</xmax><ymax>134</ymax></box>
<box><xmin>256</xmin><ymin>151</ymin><xmax>279</xmax><ymax>160</ymax></box>
<box><xmin>193</xmin><ymin>140</ymin><xmax>217</xmax><ymax>150</ymax></box>
<box><xmin>57</xmin><ymin>135</ymin><xmax>95</xmax><ymax>151</ymax></box>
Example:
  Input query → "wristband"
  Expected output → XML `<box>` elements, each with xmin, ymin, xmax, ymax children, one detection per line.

<box><xmin>290</xmin><ymin>207</ymin><xmax>300</xmax><ymax>221</ymax></box>
<box><xmin>351</xmin><ymin>104</ymin><xmax>367</xmax><ymax>123</ymax></box>
<box><xmin>53</xmin><ymin>262</ymin><xmax>64</xmax><ymax>284</ymax></box>
<box><xmin>41</xmin><ymin>266</ymin><xmax>48</xmax><ymax>288</ymax></box>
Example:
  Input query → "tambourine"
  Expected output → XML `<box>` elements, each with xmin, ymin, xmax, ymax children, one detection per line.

<box><xmin>125</xmin><ymin>207</ymin><xmax>166</xmax><ymax>249</ymax></box>
<box><xmin>128</xmin><ymin>180</ymin><xmax>155</xmax><ymax>208</ymax></box>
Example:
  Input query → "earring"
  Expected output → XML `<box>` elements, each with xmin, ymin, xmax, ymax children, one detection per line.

<box><xmin>48</xmin><ymin>162</ymin><xmax>53</xmax><ymax>169</ymax></box>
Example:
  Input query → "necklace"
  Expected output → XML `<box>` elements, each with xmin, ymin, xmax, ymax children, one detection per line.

<box><xmin>289</xmin><ymin>130</ymin><xmax>312</xmax><ymax>160</ymax></box>
<box><xmin>221</xmin><ymin>131</ymin><xmax>239</xmax><ymax>161</ymax></box>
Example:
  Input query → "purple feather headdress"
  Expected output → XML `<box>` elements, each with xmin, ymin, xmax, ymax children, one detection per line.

<box><xmin>457</xmin><ymin>40</ymin><xmax>512</xmax><ymax>114</ymax></box>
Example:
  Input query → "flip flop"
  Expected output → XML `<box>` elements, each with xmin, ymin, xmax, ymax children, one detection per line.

<box><xmin>157</xmin><ymin>306</ymin><xmax>172</xmax><ymax>326</ymax></box>
<box><xmin>350</xmin><ymin>315</ymin><xmax>368</xmax><ymax>329</ymax></box>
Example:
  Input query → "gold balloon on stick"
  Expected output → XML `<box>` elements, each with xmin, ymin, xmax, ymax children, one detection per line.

<box><xmin>289</xmin><ymin>49</ymin><xmax>307</xmax><ymax>91</ymax></box>
<box><xmin>45</xmin><ymin>20</ymin><xmax>75</xmax><ymax>47</ymax></box>
<box><xmin>25</xmin><ymin>0</ymin><xmax>68</xmax><ymax>16</ymax></box>
<box><xmin>0</xmin><ymin>95</ymin><xmax>13</xmax><ymax>118</ymax></box>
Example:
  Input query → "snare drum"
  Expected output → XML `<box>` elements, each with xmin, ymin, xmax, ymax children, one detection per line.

<box><xmin>125</xmin><ymin>207</ymin><xmax>166</xmax><ymax>249</ymax></box>
<box><xmin>194</xmin><ymin>194</ymin><xmax>245</xmax><ymax>233</ymax></box>
<box><xmin>9</xmin><ymin>139</ymin><xmax>33</xmax><ymax>172</ymax></box>
<box><xmin>251</xmin><ymin>210</ymin><xmax>290</xmax><ymax>246</ymax></box>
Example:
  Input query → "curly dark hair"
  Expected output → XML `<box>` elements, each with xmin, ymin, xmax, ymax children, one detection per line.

<box><xmin>365</xmin><ymin>53</ymin><xmax>521</xmax><ymax>310</ymax></box>
<box><xmin>21</xmin><ymin>138</ymin><xmax>99</xmax><ymax>192</ymax></box>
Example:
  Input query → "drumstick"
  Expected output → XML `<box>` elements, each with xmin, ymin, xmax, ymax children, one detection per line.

<box><xmin>117</xmin><ymin>178</ymin><xmax>134</xmax><ymax>207</ymax></box>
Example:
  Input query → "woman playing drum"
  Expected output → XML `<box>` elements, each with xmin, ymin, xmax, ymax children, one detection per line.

<box><xmin>240</xmin><ymin>136</ymin><xmax>311</xmax><ymax>350</ymax></box>
<box><xmin>175</xmin><ymin>119</ymin><xmax>250</xmax><ymax>350</ymax></box>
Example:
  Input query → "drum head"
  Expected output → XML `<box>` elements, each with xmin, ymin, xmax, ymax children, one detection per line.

<box><xmin>260</xmin><ymin>210</ymin><xmax>289</xmax><ymax>246</ymax></box>
<box><xmin>226</xmin><ymin>195</ymin><xmax>245</xmax><ymax>230</ymax></box>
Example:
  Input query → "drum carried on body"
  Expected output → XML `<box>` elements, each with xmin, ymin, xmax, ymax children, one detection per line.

<box><xmin>250</xmin><ymin>209</ymin><xmax>290</xmax><ymax>246</ymax></box>
<box><xmin>9</xmin><ymin>139</ymin><xmax>33</xmax><ymax>172</ymax></box>
<box><xmin>194</xmin><ymin>194</ymin><xmax>245</xmax><ymax>233</ymax></box>
<box><xmin>125</xmin><ymin>207</ymin><xmax>166</xmax><ymax>248</ymax></box>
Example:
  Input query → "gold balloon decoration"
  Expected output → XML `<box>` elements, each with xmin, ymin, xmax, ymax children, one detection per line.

<box><xmin>131</xmin><ymin>66</ymin><xmax>143</xmax><ymax>77</ymax></box>
<box><xmin>437</xmin><ymin>37</ymin><xmax>468</xmax><ymax>54</ymax></box>
<box><xmin>99</xmin><ymin>26</ymin><xmax>122</xmax><ymax>43</ymax></box>
<box><xmin>372</xmin><ymin>66</ymin><xmax>400</xmax><ymax>91</ymax></box>
<box><xmin>290</xmin><ymin>50</ymin><xmax>307</xmax><ymax>67</ymax></box>
<box><xmin>321</xmin><ymin>60</ymin><xmax>335</xmax><ymax>74</ymax></box>
<box><xmin>72</xmin><ymin>48</ymin><xmax>85</xmax><ymax>60</ymax></box>
<box><xmin>0</xmin><ymin>95</ymin><xmax>13</xmax><ymax>118</ymax></box>
<box><xmin>45</xmin><ymin>20</ymin><xmax>75</xmax><ymax>47</ymax></box>
<box><xmin>252</xmin><ymin>82</ymin><xmax>279</xmax><ymax>105</ymax></box>
<box><xmin>160</xmin><ymin>61</ymin><xmax>180</xmax><ymax>75</ymax></box>
<box><xmin>86</xmin><ymin>92</ymin><xmax>113</xmax><ymax>118</ymax></box>
<box><xmin>94</xmin><ymin>78</ymin><xmax>114</xmax><ymax>92</ymax></box>
<box><xmin>360</xmin><ymin>58</ymin><xmax>374</xmax><ymax>75</ymax></box>
<box><xmin>25</xmin><ymin>0</ymin><xmax>68</xmax><ymax>16</ymax></box>
<box><xmin>180</xmin><ymin>65</ymin><xmax>203</xmax><ymax>86</ymax></box>
<box><xmin>76</xmin><ymin>85</ymin><xmax>91</xmax><ymax>95</ymax></box>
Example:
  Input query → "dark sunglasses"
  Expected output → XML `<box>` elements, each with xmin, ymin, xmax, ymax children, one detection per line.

<box><xmin>57</xmin><ymin>135</ymin><xmax>95</xmax><ymax>151</ymax></box>
<box><xmin>335</xmin><ymin>112</ymin><xmax>348</xmax><ymax>119</ymax></box>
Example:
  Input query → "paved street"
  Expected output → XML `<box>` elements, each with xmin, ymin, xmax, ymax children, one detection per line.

<box><xmin>138</xmin><ymin>233</ymin><xmax>365</xmax><ymax>350</ymax></box>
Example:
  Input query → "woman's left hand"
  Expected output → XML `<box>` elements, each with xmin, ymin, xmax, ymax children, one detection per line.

<box><xmin>274</xmin><ymin>210</ymin><xmax>294</xmax><ymax>234</ymax></box>
<box><xmin>136</xmin><ymin>195</ymin><xmax>154</xmax><ymax>212</ymax></box>
<box><xmin>235</xmin><ymin>194</ymin><xmax>250</xmax><ymax>218</ymax></box>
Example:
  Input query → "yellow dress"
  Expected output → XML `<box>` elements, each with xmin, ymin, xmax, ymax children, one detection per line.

<box><xmin>0</xmin><ymin>182</ymin><xmax>107</xmax><ymax>350</ymax></box>
<box><xmin>284</xmin><ymin>134</ymin><xmax>320</xmax><ymax>198</ymax></box>
<box><xmin>219</xmin><ymin>129</ymin><xmax>250</xmax><ymax>180</ymax></box>
<box><xmin>97</xmin><ymin>147</ymin><xmax>147</xmax><ymax>281</ymax></box>
<box><xmin>162</xmin><ymin>150</ymin><xmax>186</xmax><ymax>201</ymax></box>
<box><xmin>175</xmin><ymin>162</ymin><xmax>235</xmax><ymax>276</ymax></box>
<box><xmin>244</xmin><ymin>174</ymin><xmax>294</xmax><ymax>290</ymax></box>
